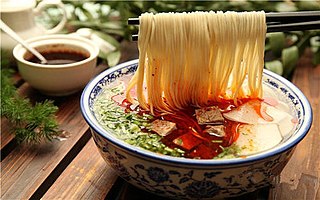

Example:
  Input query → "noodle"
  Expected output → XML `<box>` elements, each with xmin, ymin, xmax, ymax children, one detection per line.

<box><xmin>126</xmin><ymin>11</ymin><xmax>266</xmax><ymax>113</ymax></box>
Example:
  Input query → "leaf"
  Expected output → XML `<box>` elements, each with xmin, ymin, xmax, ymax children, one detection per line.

<box><xmin>265</xmin><ymin>60</ymin><xmax>284</xmax><ymax>75</ymax></box>
<box><xmin>92</xmin><ymin>31</ymin><xmax>120</xmax><ymax>48</ymax></box>
<box><xmin>185</xmin><ymin>170</ymin><xmax>194</xmax><ymax>177</ymax></box>
<box><xmin>287</xmin><ymin>34</ymin><xmax>299</xmax><ymax>46</ymax></box>
<box><xmin>310</xmin><ymin>36</ymin><xmax>320</xmax><ymax>47</ymax></box>
<box><xmin>297</xmin><ymin>1</ymin><xmax>320</xmax><ymax>10</ymax></box>
<box><xmin>204</xmin><ymin>172</ymin><xmax>222</xmax><ymax>178</ymax></box>
<box><xmin>166</xmin><ymin>190</ymin><xmax>178</xmax><ymax>195</ymax></box>
<box><xmin>100</xmin><ymin>21</ymin><xmax>123</xmax><ymax>30</ymax></box>
<box><xmin>179</xmin><ymin>177</ymin><xmax>190</xmax><ymax>184</ymax></box>
<box><xmin>68</xmin><ymin>20</ymin><xmax>95</xmax><ymax>27</ymax></box>
<box><xmin>312</xmin><ymin>49</ymin><xmax>320</xmax><ymax>66</ymax></box>
<box><xmin>106</xmin><ymin>50</ymin><xmax>121</xmax><ymax>67</ymax></box>
<box><xmin>282</xmin><ymin>46</ymin><xmax>299</xmax><ymax>78</ymax></box>
<box><xmin>264</xmin><ymin>43</ymin><xmax>271</xmax><ymax>51</ymax></box>
<box><xmin>296</xmin><ymin>33</ymin><xmax>312</xmax><ymax>55</ymax></box>
<box><xmin>115</xmin><ymin>151</ymin><xmax>126</xmax><ymax>159</ymax></box>
<box><xmin>104</xmin><ymin>29</ymin><xmax>125</xmax><ymax>37</ymax></box>
<box><xmin>275</xmin><ymin>2</ymin><xmax>297</xmax><ymax>12</ymax></box>
<box><xmin>141</xmin><ymin>176</ymin><xmax>150</xmax><ymax>183</ymax></box>
<box><xmin>169</xmin><ymin>170</ymin><xmax>181</xmax><ymax>175</ymax></box>
<box><xmin>79</xmin><ymin>7</ymin><xmax>95</xmax><ymax>21</ymax></box>
<box><xmin>169</xmin><ymin>184</ymin><xmax>181</xmax><ymax>190</ymax></box>
<box><xmin>135</xmin><ymin>164</ymin><xmax>144</xmax><ymax>169</ymax></box>
<box><xmin>267</xmin><ymin>32</ymin><xmax>286</xmax><ymax>57</ymax></box>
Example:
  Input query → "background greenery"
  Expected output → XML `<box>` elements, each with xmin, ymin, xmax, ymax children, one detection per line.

<box><xmin>37</xmin><ymin>0</ymin><xmax>320</xmax><ymax>79</ymax></box>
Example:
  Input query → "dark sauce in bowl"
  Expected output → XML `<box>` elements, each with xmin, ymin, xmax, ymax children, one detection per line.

<box><xmin>26</xmin><ymin>50</ymin><xmax>89</xmax><ymax>65</ymax></box>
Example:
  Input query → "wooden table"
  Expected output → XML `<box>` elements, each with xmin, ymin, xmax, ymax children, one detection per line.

<box><xmin>1</xmin><ymin>41</ymin><xmax>319</xmax><ymax>200</ymax></box>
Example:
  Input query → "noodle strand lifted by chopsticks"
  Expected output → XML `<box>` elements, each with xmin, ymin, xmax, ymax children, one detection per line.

<box><xmin>126</xmin><ymin>11</ymin><xmax>266</xmax><ymax>113</ymax></box>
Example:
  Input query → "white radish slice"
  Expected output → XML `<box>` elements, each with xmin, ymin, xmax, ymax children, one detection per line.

<box><xmin>262</xmin><ymin>103</ymin><xmax>291</xmax><ymax>123</ymax></box>
<box><xmin>278</xmin><ymin>117</ymin><xmax>296</xmax><ymax>138</ymax></box>
<box><xmin>223</xmin><ymin>101</ymin><xmax>261</xmax><ymax>124</ymax></box>
<box><xmin>263</xmin><ymin>97</ymin><xmax>279</xmax><ymax>107</ymax></box>
<box><xmin>235</xmin><ymin>124</ymin><xmax>283</xmax><ymax>156</ymax></box>
<box><xmin>274</xmin><ymin>100</ymin><xmax>291</xmax><ymax>113</ymax></box>
<box><xmin>262</xmin><ymin>86</ymin><xmax>279</xmax><ymax>101</ymax></box>
<box><xmin>223</xmin><ymin>100</ymin><xmax>294</xmax><ymax>127</ymax></box>
<box><xmin>262</xmin><ymin>86</ymin><xmax>291</xmax><ymax>113</ymax></box>
<box><xmin>263</xmin><ymin>104</ymin><xmax>296</xmax><ymax>137</ymax></box>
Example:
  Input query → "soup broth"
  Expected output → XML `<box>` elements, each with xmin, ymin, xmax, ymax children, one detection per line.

<box><xmin>93</xmin><ymin>74</ymin><xmax>297</xmax><ymax>159</ymax></box>
<box><xmin>25</xmin><ymin>50</ymin><xmax>89</xmax><ymax>65</ymax></box>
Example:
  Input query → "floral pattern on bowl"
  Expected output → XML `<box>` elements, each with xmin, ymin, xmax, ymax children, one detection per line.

<box><xmin>81</xmin><ymin>59</ymin><xmax>312</xmax><ymax>199</ymax></box>
<box><xmin>91</xmin><ymin>131</ymin><xmax>295</xmax><ymax>199</ymax></box>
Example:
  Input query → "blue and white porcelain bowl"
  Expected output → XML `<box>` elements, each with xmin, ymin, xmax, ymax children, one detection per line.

<box><xmin>80</xmin><ymin>59</ymin><xmax>312</xmax><ymax>199</ymax></box>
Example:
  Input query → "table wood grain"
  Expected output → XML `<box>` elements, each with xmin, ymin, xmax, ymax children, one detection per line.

<box><xmin>42</xmin><ymin>139</ymin><xmax>118</xmax><ymax>200</ymax></box>
<box><xmin>1</xmin><ymin>42</ymin><xmax>319</xmax><ymax>200</ymax></box>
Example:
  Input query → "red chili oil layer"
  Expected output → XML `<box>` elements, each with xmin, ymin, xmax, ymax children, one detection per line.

<box><xmin>118</xmin><ymin>97</ymin><xmax>262</xmax><ymax>159</ymax></box>
<box><xmin>159</xmin><ymin>100</ymin><xmax>243</xmax><ymax>159</ymax></box>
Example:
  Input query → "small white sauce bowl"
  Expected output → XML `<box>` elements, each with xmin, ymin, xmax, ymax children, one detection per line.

<box><xmin>13</xmin><ymin>34</ymin><xmax>99</xmax><ymax>96</ymax></box>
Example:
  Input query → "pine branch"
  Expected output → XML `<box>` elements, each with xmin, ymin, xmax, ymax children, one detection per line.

<box><xmin>1</xmin><ymin>68</ymin><xmax>60</xmax><ymax>143</ymax></box>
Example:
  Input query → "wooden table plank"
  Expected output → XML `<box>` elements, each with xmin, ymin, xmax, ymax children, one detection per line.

<box><xmin>1</xmin><ymin>79</ymin><xmax>29</xmax><ymax>151</ymax></box>
<box><xmin>42</xmin><ymin>138</ymin><xmax>118</xmax><ymax>200</ymax></box>
<box><xmin>1</xmin><ymin>86</ymin><xmax>91</xmax><ymax>200</ymax></box>
<box><xmin>1</xmin><ymin>118</ymin><xmax>15</xmax><ymax>151</ymax></box>
<box><xmin>269</xmin><ymin>51</ymin><xmax>320</xmax><ymax>200</ymax></box>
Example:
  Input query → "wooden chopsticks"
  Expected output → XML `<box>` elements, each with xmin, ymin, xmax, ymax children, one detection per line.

<box><xmin>128</xmin><ymin>11</ymin><xmax>320</xmax><ymax>41</ymax></box>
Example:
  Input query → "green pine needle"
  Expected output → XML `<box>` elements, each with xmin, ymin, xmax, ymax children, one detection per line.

<box><xmin>1</xmin><ymin>68</ymin><xmax>60</xmax><ymax>143</ymax></box>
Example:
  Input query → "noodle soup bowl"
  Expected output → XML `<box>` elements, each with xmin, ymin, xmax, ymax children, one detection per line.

<box><xmin>81</xmin><ymin>59</ymin><xmax>312</xmax><ymax>199</ymax></box>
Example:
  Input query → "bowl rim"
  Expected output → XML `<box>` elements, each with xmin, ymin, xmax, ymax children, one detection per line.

<box><xmin>81</xmin><ymin>59</ymin><xmax>313</xmax><ymax>166</ymax></box>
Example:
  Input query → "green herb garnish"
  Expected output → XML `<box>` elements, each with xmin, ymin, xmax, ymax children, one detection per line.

<box><xmin>1</xmin><ymin>68</ymin><xmax>60</xmax><ymax>143</ymax></box>
<box><xmin>93</xmin><ymin>82</ymin><xmax>184</xmax><ymax>157</ymax></box>
<box><xmin>215</xmin><ymin>144</ymin><xmax>241</xmax><ymax>159</ymax></box>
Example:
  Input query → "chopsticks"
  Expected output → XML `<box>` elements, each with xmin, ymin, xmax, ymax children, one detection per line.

<box><xmin>128</xmin><ymin>11</ymin><xmax>320</xmax><ymax>41</ymax></box>
<box><xmin>266</xmin><ymin>11</ymin><xmax>320</xmax><ymax>32</ymax></box>
<box><xmin>267</xmin><ymin>20</ymin><xmax>320</xmax><ymax>32</ymax></box>
<box><xmin>265</xmin><ymin>11</ymin><xmax>320</xmax><ymax>23</ymax></box>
